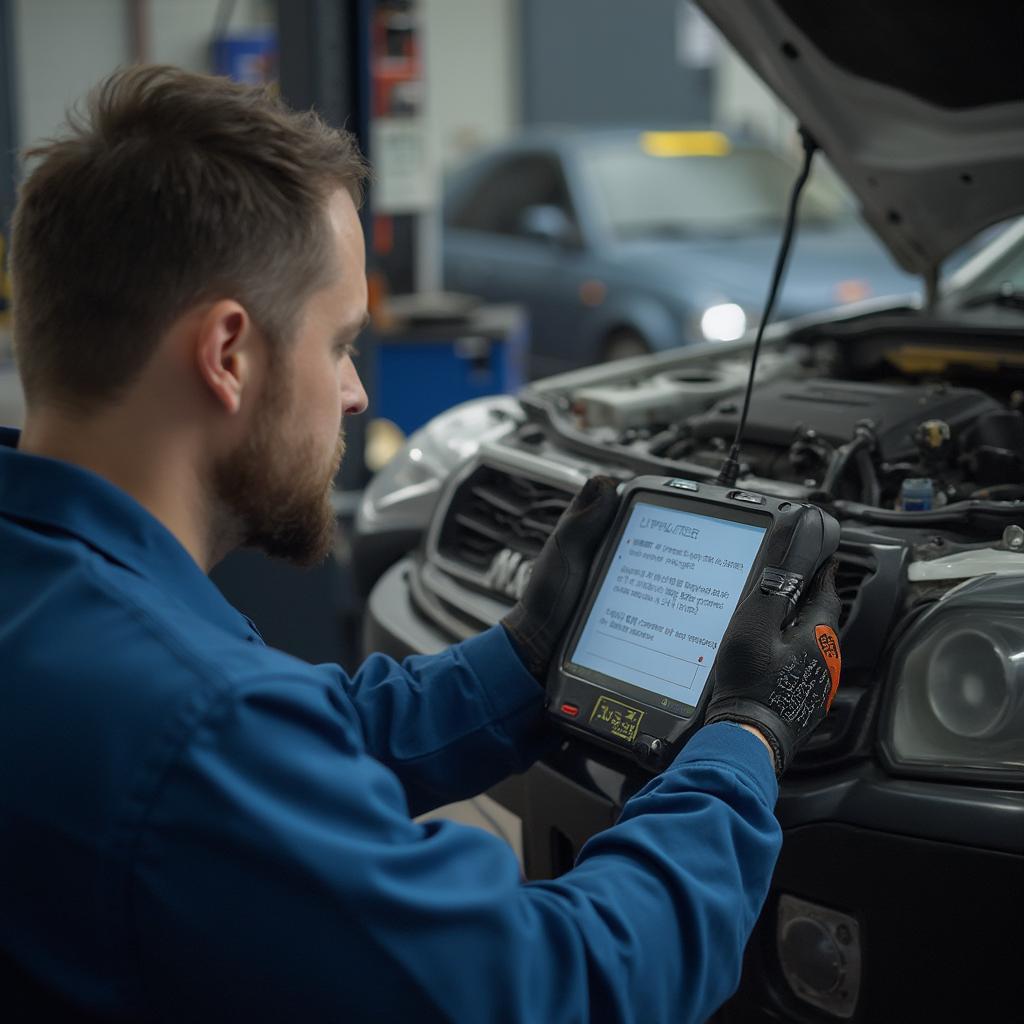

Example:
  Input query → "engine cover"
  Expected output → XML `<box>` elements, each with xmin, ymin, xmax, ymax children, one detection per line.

<box><xmin>689</xmin><ymin>379</ymin><xmax>1001</xmax><ymax>461</ymax></box>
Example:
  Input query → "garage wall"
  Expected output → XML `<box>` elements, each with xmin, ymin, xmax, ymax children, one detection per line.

<box><xmin>713</xmin><ymin>39</ymin><xmax>792</xmax><ymax>148</ymax></box>
<box><xmin>11</xmin><ymin>1</ymin><xmax>784</xmax><ymax>167</ymax></box>
<box><xmin>1</xmin><ymin>0</ymin><xmax>18</xmax><ymax>233</ymax></box>
<box><xmin>422</xmin><ymin>0</ymin><xmax>520</xmax><ymax>169</ymax></box>
<box><xmin>11</xmin><ymin>0</ymin><xmax>271</xmax><ymax>149</ymax></box>
<box><xmin>149</xmin><ymin>0</ymin><xmax>273</xmax><ymax>73</ymax></box>
<box><xmin>13</xmin><ymin>0</ymin><xmax>128</xmax><ymax>148</ymax></box>
<box><xmin>420</xmin><ymin>0</ymin><xmax>788</xmax><ymax>168</ymax></box>
<box><xmin>519</xmin><ymin>0</ymin><xmax>712</xmax><ymax>127</ymax></box>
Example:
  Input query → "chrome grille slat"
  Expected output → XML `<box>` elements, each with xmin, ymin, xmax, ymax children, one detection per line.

<box><xmin>437</xmin><ymin>465</ymin><xmax>574</xmax><ymax>585</ymax></box>
<box><xmin>834</xmin><ymin>554</ymin><xmax>874</xmax><ymax>629</ymax></box>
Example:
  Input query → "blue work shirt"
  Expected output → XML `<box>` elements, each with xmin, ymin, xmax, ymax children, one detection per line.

<box><xmin>0</xmin><ymin>427</ymin><xmax>781</xmax><ymax>1023</ymax></box>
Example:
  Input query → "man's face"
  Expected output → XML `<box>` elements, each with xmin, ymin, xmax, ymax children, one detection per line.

<box><xmin>213</xmin><ymin>189</ymin><xmax>369</xmax><ymax>566</ymax></box>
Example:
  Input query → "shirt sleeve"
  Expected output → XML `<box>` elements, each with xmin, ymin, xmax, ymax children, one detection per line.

<box><xmin>335</xmin><ymin>624</ymin><xmax>555</xmax><ymax>814</ymax></box>
<box><xmin>130</xmin><ymin>667</ymin><xmax>781</xmax><ymax>1024</ymax></box>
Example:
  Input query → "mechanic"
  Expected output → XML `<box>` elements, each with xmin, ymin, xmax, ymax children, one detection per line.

<box><xmin>0</xmin><ymin>66</ymin><xmax>841</xmax><ymax>1023</ymax></box>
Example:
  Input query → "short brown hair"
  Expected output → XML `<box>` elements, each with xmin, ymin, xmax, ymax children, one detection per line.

<box><xmin>11</xmin><ymin>64</ymin><xmax>369</xmax><ymax>411</ymax></box>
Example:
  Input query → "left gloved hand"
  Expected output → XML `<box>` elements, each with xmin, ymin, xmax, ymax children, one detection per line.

<box><xmin>502</xmin><ymin>475</ymin><xmax>620</xmax><ymax>679</ymax></box>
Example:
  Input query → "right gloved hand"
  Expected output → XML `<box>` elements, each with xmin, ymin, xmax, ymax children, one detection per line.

<box><xmin>704</xmin><ymin>562</ymin><xmax>842</xmax><ymax>777</ymax></box>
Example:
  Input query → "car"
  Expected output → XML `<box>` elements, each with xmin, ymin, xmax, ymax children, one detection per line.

<box><xmin>442</xmin><ymin>125</ymin><xmax>918</xmax><ymax>378</ymax></box>
<box><xmin>358</xmin><ymin>3</ymin><xmax>1024</xmax><ymax>1021</ymax></box>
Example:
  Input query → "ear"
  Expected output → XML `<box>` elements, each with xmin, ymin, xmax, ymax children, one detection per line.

<box><xmin>194</xmin><ymin>300</ymin><xmax>258</xmax><ymax>415</ymax></box>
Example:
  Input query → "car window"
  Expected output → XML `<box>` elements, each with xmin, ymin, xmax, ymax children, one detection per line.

<box><xmin>945</xmin><ymin>218</ymin><xmax>1024</xmax><ymax>303</ymax></box>
<box><xmin>448</xmin><ymin>154</ymin><xmax>577</xmax><ymax>238</ymax></box>
<box><xmin>582</xmin><ymin>140</ymin><xmax>852</xmax><ymax>240</ymax></box>
<box><xmin>974</xmin><ymin>229</ymin><xmax>1024</xmax><ymax>292</ymax></box>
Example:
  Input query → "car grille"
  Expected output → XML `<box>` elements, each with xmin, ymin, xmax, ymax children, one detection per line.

<box><xmin>431</xmin><ymin>463</ymin><xmax>876</xmax><ymax>636</ymax></box>
<box><xmin>834</xmin><ymin>549</ymin><xmax>874</xmax><ymax>629</ymax></box>
<box><xmin>436</xmin><ymin>465</ymin><xmax>575</xmax><ymax>572</ymax></box>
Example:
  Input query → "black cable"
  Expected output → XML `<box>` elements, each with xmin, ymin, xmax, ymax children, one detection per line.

<box><xmin>717</xmin><ymin>128</ymin><xmax>819</xmax><ymax>487</ymax></box>
<box><xmin>819</xmin><ymin>423</ymin><xmax>877</xmax><ymax>502</ymax></box>
<box><xmin>820</xmin><ymin>434</ymin><xmax>870</xmax><ymax>496</ymax></box>
<box><xmin>969</xmin><ymin>483</ymin><xmax>1024</xmax><ymax>501</ymax></box>
<box><xmin>854</xmin><ymin>447</ymin><xmax>881</xmax><ymax>506</ymax></box>
<box><xmin>833</xmin><ymin>497</ymin><xmax>1024</xmax><ymax>527</ymax></box>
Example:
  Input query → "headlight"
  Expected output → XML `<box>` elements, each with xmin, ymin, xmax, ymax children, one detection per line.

<box><xmin>699</xmin><ymin>302</ymin><xmax>747</xmax><ymax>342</ymax></box>
<box><xmin>883</xmin><ymin>573</ymin><xmax>1024</xmax><ymax>781</ymax></box>
<box><xmin>356</xmin><ymin>396</ymin><xmax>522</xmax><ymax>538</ymax></box>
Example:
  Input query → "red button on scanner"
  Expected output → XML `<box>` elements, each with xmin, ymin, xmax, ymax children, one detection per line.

<box><xmin>560</xmin><ymin>703</ymin><xmax>580</xmax><ymax>718</ymax></box>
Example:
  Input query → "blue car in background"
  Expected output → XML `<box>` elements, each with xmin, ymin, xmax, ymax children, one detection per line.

<box><xmin>443</xmin><ymin>127</ymin><xmax>917</xmax><ymax>376</ymax></box>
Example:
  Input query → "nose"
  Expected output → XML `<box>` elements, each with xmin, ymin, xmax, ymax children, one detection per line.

<box><xmin>341</xmin><ymin>358</ymin><xmax>369</xmax><ymax>417</ymax></box>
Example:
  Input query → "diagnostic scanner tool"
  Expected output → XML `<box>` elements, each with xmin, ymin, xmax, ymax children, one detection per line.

<box><xmin>547</xmin><ymin>476</ymin><xmax>839</xmax><ymax>770</ymax></box>
<box><xmin>549</xmin><ymin>130</ymin><xmax>834</xmax><ymax>769</ymax></box>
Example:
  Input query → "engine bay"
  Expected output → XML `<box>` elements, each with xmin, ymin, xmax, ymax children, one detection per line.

<box><xmin>398</xmin><ymin>304</ymin><xmax>1024</xmax><ymax>748</ymax></box>
<box><xmin>529</xmin><ymin>313</ymin><xmax>1024</xmax><ymax>520</ymax></box>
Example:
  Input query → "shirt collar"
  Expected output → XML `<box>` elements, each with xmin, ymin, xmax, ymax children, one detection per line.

<box><xmin>0</xmin><ymin>426</ymin><xmax>258</xmax><ymax>641</ymax></box>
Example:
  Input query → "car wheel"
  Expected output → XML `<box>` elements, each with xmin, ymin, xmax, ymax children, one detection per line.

<box><xmin>602</xmin><ymin>329</ymin><xmax>651</xmax><ymax>362</ymax></box>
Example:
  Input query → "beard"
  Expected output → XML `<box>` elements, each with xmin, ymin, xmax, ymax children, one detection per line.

<box><xmin>212</xmin><ymin>388</ymin><xmax>345</xmax><ymax>567</ymax></box>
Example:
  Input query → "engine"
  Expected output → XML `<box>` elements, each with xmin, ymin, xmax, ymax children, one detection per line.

<box><xmin>566</xmin><ymin>364</ymin><xmax>1024</xmax><ymax>511</ymax></box>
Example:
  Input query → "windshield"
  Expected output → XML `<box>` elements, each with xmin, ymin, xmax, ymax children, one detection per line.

<box><xmin>945</xmin><ymin>218</ymin><xmax>1024</xmax><ymax>310</ymax></box>
<box><xmin>584</xmin><ymin>140</ymin><xmax>852</xmax><ymax>240</ymax></box>
<box><xmin>971</xmin><ymin>234</ymin><xmax>1024</xmax><ymax>294</ymax></box>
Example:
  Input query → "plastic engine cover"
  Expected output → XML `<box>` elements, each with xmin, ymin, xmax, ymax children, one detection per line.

<box><xmin>689</xmin><ymin>379</ymin><xmax>1001</xmax><ymax>461</ymax></box>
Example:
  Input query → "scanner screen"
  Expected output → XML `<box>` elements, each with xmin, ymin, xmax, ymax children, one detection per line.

<box><xmin>570</xmin><ymin>501</ymin><xmax>766</xmax><ymax>708</ymax></box>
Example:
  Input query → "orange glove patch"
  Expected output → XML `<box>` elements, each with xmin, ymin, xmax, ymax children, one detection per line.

<box><xmin>815</xmin><ymin>625</ymin><xmax>842</xmax><ymax>710</ymax></box>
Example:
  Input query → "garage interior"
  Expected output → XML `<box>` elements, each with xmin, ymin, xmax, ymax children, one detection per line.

<box><xmin>1</xmin><ymin>2</ymin><xmax>1022</xmax><ymax>1022</ymax></box>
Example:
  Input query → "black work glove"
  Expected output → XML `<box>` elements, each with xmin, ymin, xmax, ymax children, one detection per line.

<box><xmin>704</xmin><ymin>562</ymin><xmax>842</xmax><ymax>777</ymax></box>
<box><xmin>502</xmin><ymin>475</ymin><xmax>620</xmax><ymax>679</ymax></box>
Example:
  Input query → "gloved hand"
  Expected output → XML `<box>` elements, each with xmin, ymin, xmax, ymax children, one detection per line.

<box><xmin>502</xmin><ymin>475</ymin><xmax>620</xmax><ymax>679</ymax></box>
<box><xmin>705</xmin><ymin>562</ymin><xmax>842</xmax><ymax>776</ymax></box>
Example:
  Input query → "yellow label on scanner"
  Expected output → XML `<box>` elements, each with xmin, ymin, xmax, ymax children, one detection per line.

<box><xmin>590</xmin><ymin>696</ymin><xmax>645</xmax><ymax>744</ymax></box>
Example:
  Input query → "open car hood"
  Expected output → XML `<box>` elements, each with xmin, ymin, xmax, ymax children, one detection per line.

<box><xmin>696</xmin><ymin>0</ymin><xmax>1024</xmax><ymax>278</ymax></box>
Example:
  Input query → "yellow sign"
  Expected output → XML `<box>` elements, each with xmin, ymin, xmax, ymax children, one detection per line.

<box><xmin>640</xmin><ymin>131</ymin><xmax>730</xmax><ymax>158</ymax></box>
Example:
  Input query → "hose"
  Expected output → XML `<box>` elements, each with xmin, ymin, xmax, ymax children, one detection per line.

<box><xmin>820</xmin><ymin>425</ymin><xmax>878</xmax><ymax>504</ymax></box>
<box><xmin>854</xmin><ymin>446</ymin><xmax>881</xmax><ymax>506</ymax></box>
<box><xmin>833</xmin><ymin>498</ymin><xmax>1024</xmax><ymax>528</ymax></box>
<box><xmin>969</xmin><ymin>484</ymin><xmax>1024</xmax><ymax>501</ymax></box>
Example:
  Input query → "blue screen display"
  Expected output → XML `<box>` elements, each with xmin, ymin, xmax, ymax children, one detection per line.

<box><xmin>570</xmin><ymin>501</ymin><xmax>766</xmax><ymax>707</ymax></box>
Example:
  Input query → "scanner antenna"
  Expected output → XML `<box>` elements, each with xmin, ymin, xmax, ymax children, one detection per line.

<box><xmin>716</xmin><ymin>128</ymin><xmax>819</xmax><ymax>487</ymax></box>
